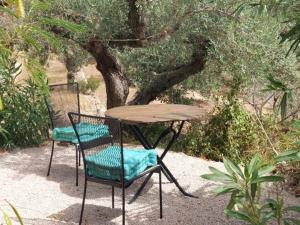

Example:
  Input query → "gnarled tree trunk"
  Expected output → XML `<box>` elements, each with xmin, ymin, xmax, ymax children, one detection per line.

<box><xmin>83</xmin><ymin>39</ymin><xmax>129</xmax><ymax>109</ymax></box>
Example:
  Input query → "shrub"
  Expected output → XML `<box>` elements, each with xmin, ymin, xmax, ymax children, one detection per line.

<box><xmin>78</xmin><ymin>80</ymin><xmax>88</xmax><ymax>93</ymax></box>
<box><xmin>87</xmin><ymin>76</ymin><xmax>101</xmax><ymax>92</ymax></box>
<box><xmin>179</xmin><ymin>98</ymin><xmax>261</xmax><ymax>162</ymax></box>
<box><xmin>78</xmin><ymin>76</ymin><xmax>101</xmax><ymax>94</ymax></box>
<box><xmin>0</xmin><ymin>58</ymin><xmax>49</xmax><ymax>148</ymax></box>
<box><xmin>202</xmin><ymin>154</ymin><xmax>300</xmax><ymax>225</ymax></box>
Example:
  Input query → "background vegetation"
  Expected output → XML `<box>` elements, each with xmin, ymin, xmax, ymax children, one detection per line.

<box><xmin>0</xmin><ymin>0</ymin><xmax>299</xmax><ymax>223</ymax></box>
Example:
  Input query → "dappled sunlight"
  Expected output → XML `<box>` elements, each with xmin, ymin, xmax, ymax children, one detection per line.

<box><xmin>0</xmin><ymin>143</ymin><xmax>243</xmax><ymax>225</ymax></box>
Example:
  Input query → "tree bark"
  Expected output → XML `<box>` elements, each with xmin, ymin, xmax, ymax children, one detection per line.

<box><xmin>50</xmin><ymin>26</ymin><xmax>210</xmax><ymax>108</ymax></box>
<box><xmin>82</xmin><ymin>39</ymin><xmax>129</xmax><ymax>109</ymax></box>
<box><xmin>129</xmin><ymin>35</ymin><xmax>210</xmax><ymax>105</ymax></box>
<box><xmin>127</xmin><ymin>0</ymin><xmax>146</xmax><ymax>40</ymax></box>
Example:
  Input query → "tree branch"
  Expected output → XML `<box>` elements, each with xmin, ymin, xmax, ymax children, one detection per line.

<box><xmin>108</xmin><ymin>7</ymin><xmax>237</xmax><ymax>47</ymax></box>
<box><xmin>128</xmin><ymin>35</ymin><xmax>210</xmax><ymax>105</ymax></box>
<box><xmin>127</xmin><ymin>0</ymin><xmax>147</xmax><ymax>46</ymax></box>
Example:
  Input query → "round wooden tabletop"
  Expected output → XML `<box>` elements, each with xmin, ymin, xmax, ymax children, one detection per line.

<box><xmin>105</xmin><ymin>104</ymin><xmax>208</xmax><ymax>124</ymax></box>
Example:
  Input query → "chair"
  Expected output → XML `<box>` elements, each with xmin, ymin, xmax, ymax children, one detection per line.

<box><xmin>45</xmin><ymin>83</ymin><xmax>81</xmax><ymax>186</ymax></box>
<box><xmin>68</xmin><ymin>112</ymin><xmax>163</xmax><ymax>225</ymax></box>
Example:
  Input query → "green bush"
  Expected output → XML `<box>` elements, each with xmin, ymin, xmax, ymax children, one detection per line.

<box><xmin>78</xmin><ymin>76</ymin><xmax>101</xmax><ymax>94</ymax></box>
<box><xmin>179</xmin><ymin>98</ymin><xmax>261</xmax><ymax>163</ymax></box>
<box><xmin>87</xmin><ymin>76</ymin><xmax>101</xmax><ymax>92</ymax></box>
<box><xmin>0</xmin><ymin>58</ymin><xmax>49</xmax><ymax>148</ymax></box>
<box><xmin>78</xmin><ymin>80</ymin><xmax>88</xmax><ymax>93</ymax></box>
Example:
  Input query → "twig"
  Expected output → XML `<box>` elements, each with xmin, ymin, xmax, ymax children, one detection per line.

<box><xmin>253</xmin><ymin>109</ymin><xmax>279</xmax><ymax>155</ymax></box>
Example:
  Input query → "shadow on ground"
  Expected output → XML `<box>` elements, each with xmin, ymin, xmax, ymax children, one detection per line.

<box><xmin>0</xmin><ymin>143</ymin><xmax>243</xmax><ymax>225</ymax></box>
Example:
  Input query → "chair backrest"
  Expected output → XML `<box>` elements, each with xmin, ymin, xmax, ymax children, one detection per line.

<box><xmin>68</xmin><ymin>112</ymin><xmax>125</xmax><ymax>182</ymax></box>
<box><xmin>45</xmin><ymin>83</ymin><xmax>80</xmax><ymax>129</ymax></box>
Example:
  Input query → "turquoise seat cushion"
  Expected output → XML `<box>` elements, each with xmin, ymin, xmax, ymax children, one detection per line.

<box><xmin>52</xmin><ymin>122</ymin><xmax>109</xmax><ymax>143</ymax></box>
<box><xmin>86</xmin><ymin>146</ymin><xmax>157</xmax><ymax>182</ymax></box>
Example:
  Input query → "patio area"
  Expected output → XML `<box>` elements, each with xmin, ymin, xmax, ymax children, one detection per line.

<box><xmin>0</xmin><ymin>143</ymin><xmax>246</xmax><ymax>225</ymax></box>
<box><xmin>0</xmin><ymin>143</ymin><xmax>299</xmax><ymax>225</ymax></box>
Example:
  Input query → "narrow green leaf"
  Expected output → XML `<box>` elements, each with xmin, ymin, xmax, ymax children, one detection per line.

<box><xmin>0</xmin><ymin>96</ymin><xmax>3</xmax><ymax>111</ymax></box>
<box><xmin>39</xmin><ymin>17</ymin><xmax>85</xmax><ymax>34</ymax></box>
<box><xmin>201</xmin><ymin>173</ymin><xmax>232</xmax><ymax>182</ymax></box>
<box><xmin>7</xmin><ymin>201</ymin><xmax>24</xmax><ymax>225</ymax></box>
<box><xmin>252</xmin><ymin>176</ymin><xmax>284</xmax><ymax>183</ymax></box>
<box><xmin>224</xmin><ymin>209</ymin><xmax>251</xmax><ymax>222</ymax></box>
<box><xmin>223</xmin><ymin>158</ymin><xmax>235</xmax><ymax>177</ymax></box>
<box><xmin>248</xmin><ymin>155</ymin><xmax>260</xmax><ymax>175</ymax></box>
<box><xmin>280</xmin><ymin>92</ymin><xmax>288</xmax><ymax>120</ymax></box>
<box><xmin>226</xmin><ymin>191</ymin><xmax>239</xmax><ymax>210</ymax></box>
<box><xmin>261</xmin><ymin>211</ymin><xmax>275</xmax><ymax>224</ymax></box>
<box><xmin>284</xmin><ymin>218</ymin><xmax>300</xmax><ymax>225</ymax></box>
<box><xmin>284</xmin><ymin>220</ymin><xmax>291</xmax><ymax>225</ymax></box>
<box><xmin>250</xmin><ymin>183</ymin><xmax>257</xmax><ymax>200</ymax></box>
<box><xmin>224</xmin><ymin>157</ymin><xmax>244</xmax><ymax>179</ymax></box>
<box><xmin>276</xmin><ymin>150</ymin><xmax>300</xmax><ymax>162</ymax></box>
<box><xmin>1</xmin><ymin>210</ymin><xmax>13</xmax><ymax>225</ymax></box>
<box><xmin>209</xmin><ymin>166</ymin><xmax>233</xmax><ymax>180</ymax></box>
<box><xmin>212</xmin><ymin>185</ymin><xmax>240</xmax><ymax>196</ymax></box>
<box><xmin>258</xmin><ymin>165</ymin><xmax>275</xmax><ymax>176</ymax></box>
<box><xmin>284</xmin><ymin>206</ymin><xmax>300</xmax><ymax>213</ymax></box>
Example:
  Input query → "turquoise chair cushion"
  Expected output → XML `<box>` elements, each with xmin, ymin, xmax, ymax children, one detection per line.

<box><xmin>86</xmin><ymin>146</ymin><xmax>157</xmax><ymax>182</ymax></box>
<box><xmin>52</xmin><ymin>122</ymin><xmax>109</xmax><ymax>143</ymax></box>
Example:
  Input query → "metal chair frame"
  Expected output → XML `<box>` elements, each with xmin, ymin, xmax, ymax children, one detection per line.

<box><xmin>68</xmin><ymin>112</ymin><xmax>163</xmax><ymax>225</ymax></box>
<box><xmin>45</xmin><ymin>83</ymin><xmax>81</xmax><ymax>186</ymax></box>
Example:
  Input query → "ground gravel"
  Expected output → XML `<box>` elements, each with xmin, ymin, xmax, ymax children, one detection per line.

<box><xmin>0</xmin><ymin>143</ymin><xmax>299</xmax><ymax>225</ymax></box>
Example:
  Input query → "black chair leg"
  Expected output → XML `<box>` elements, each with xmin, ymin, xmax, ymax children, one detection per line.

<box><xmin>78</xmin><ymin>146</ymin><xmax>81</xmax><ymax>166</ymax></box>
<box><xmin>47</xmin><ymin>140</ymin><xmax>55</xmax><ymax>176</ymax></box>
<box><xmin>79</xmin><ymin>178</ymin><xmax>87</xmax><ymax>225</ymax></box>
<box><xmin>159</xmin><ymin>169</ymin><xmax>163</xmax><ymax>219</ymax></box>
<box><xmin>112</xmin><ymin>186</ymin><xmax>115</xmax><ymax>209</ymax></box>
<box><xmin>75</xmin><ymin>145</ymin><xmax>79</xmax><ymax>186</ymax></box>
<box><xmin>122</xmin><ymin>185</ymin><xmax>125</xmax><ymax>225</ymax></box>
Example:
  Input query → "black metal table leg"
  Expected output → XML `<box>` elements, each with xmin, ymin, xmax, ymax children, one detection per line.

<box><xmin>159</xmin><ymin>160</ymin><xmax>198</xmax><ymax>198</ymax></box>
<box><xmin>128</xmin><ymin>121</ymin><xmax>198</xmax><ymax>203</ymax></box>
<box><xmin>161</xmin><ymin>166</ymin><xmax>173</xmax><ymax>183</ymax></box>
<box><xmin>128</xmin><ymin>172</ymin><xmax>154</xmax><ymax>204</ymax></box>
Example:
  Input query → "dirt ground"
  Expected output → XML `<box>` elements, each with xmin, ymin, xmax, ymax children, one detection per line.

<box><xmin>2</xmin><ymin>57</ymin><xmax>298</xmax><ymax>225</ymax></box>
<box><xmin>0</xmin><ymin>144</ymin><xmax>299</xmax><ymax>225</ymax></box>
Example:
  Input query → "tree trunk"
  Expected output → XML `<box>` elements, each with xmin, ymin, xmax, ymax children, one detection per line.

<box><xmin>129</xmin><ymin>35</ymin><xmax>210</xmax><ymax>105</ymax></box>
<box><xmin>83</xmin><ymin>39</ymin><xmax>129</xmax><ymax>109</ymax></box>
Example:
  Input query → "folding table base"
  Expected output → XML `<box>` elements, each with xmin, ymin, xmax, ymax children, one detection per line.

<box><xmin>128</xmin><ymin>122</ymin><xmax>198</xmax><ymax>204</ymax></box>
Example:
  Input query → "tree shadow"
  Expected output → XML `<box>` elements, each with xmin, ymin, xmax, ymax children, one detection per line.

<box><xmin>48</xmin><ymin>203</ymin><xmax>121</xmax><ymax>225</ymax></box>
<box><xmin>0</xmin><ymin>143</ymin><xmax>242</xmax><ymax>225</ymax></box>
<box><xmin>0</xmin><ymin>143</ymin><xmax>158</xmax><ymax>199</ymax></box>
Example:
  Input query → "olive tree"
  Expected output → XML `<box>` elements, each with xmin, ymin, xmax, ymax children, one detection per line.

<box><xmin>45</xmin><ymin>0</ymin><xmax>298</xmax><ymax>109</ymax></box>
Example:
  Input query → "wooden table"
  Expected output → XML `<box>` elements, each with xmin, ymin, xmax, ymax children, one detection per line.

<box><xmin>105</xmin><ymin>104</ymin><xmax>207</xmax><ymax>203</ymax></box>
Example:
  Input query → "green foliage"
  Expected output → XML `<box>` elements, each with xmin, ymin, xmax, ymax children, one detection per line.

<box><xmin>240</xmin><ymin>0</ymin><xmax>300</xmax><ymax>54</ymax></box>
<box><xmin>0</xmin><ymin>96</ymin><xmax>7</xmax><ymax>140</ymax></box>
<box><xmin>0</xmin><ymin>57</ymin><xmax>48</xmax><ymax>148</ymax></box>
<box><xmin>0</xmin><ymin>0</ymin><xmax>82</xmax><ymax>148</ymax></box>
<box><xmin>87</xmin><ymin>76</ymin><xmax>101</xmax><ymax>92</ymax></box>
<box><xmin>263</xmin><ymin>75</ymin><xmax>294</xmax><ymax>121</ymax></box>
<box><xmin>180</xmin><ymin>98</ymin><xmax>260</xmax><ymax>162</ymax></box>
<box><xmin>201</xmin><ymin>154</ymin><xmax>300</xmax><ymax>225</ymax></box>
<box><xmin>78</xmin><ymin>76</ymin><xmax>101</xmax><ymax>94</ymax></box>
<box><xmin>48</xmin><ymin>0</ymin><xmax>298</xmax><ymax>99</ymax></box>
